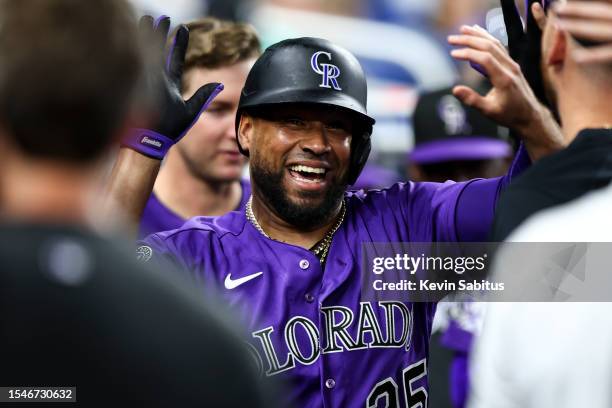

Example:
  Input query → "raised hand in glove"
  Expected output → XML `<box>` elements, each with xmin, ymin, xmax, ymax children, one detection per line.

<box><xmin>500</xmin><ymin>0</ymin><xmax>549</xmax><ymax>107</ymax></box>
<box><xmin>122</xmin><ymin>15</ymin><xmax>224</xmax><ymax>160</ymax></box>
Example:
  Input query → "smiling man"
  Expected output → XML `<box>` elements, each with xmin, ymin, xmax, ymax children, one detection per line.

<box><xmin>108</xmin><ymin>32</ymin><xmax>564</xmax><ymax>406</ymax></box>
<box><xmin>238</xmin><ymin>103</ymin><xmax>360</xmax><ymax>254</ymax></box>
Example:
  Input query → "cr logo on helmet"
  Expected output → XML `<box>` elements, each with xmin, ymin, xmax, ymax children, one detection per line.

<box><xmin>310</xmin><ymin>51</ymin><xmax>342</xmax><ymax>91</ymax></box>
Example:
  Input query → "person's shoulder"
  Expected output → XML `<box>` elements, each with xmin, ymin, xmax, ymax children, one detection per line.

<box><xmin>0</xmin><ymin>224</ymin><xmax>271</xmax><ymax>406</ymax></box>
<box><xmin>346</xmin><ymin>180</ymin><xmax>447</xmax><ymax>200</ymax></box>
<box><xmin>511</xmin><ymin>130</ymin><xmax>612</xmax><ymax>190</ymax></box>
<box><xmin>507</xmin><ymin>153</ymin><xmax>565</xmax><ymax>191</ymax></box>
<box><xmin>147</xmin><ymin>210</ymin><xmax>248</xmax><ymax>244</ymax></box>
<box><xmin>0</xmin><ymin>222</ymin><xmax>157</xmax><ymax>291</ymax></box>
<box><xmin>346</xmin><ymin>182</ymin><xmax>409</xmax><ymax>211</ymax></box>
<box><xmin>139</xmin><ymin>192</ymin><xmax>186</xmax><ymax>238</ymax></box>
<box><xmin>346</xmin><ymin>179</ymin><xmax>463</xmax><ymax>209</ymax></box>
<box><xmin>509</xmin><ymin>184</ymin><xmax>612</xmax><ymax>242</ymax></box>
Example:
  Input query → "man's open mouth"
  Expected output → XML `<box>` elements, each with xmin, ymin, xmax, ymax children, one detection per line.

<box><xmin>288</xmin><ymin>164</ymin><xmax>328</xmax><ymax>183</ymax></box>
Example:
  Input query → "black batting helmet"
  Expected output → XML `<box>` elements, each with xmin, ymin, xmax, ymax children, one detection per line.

<box><xmin>235</xmin><ymin>37</ymin><xmax>375</xmax><ymax>185</ymax></box>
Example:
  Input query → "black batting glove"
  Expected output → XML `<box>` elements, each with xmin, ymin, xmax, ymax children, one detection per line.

<box><xmin>123</xmin><ymin>15</ymin><xmax>224</xmax><ymax>159</ymax></box>
<box><xmin>501</xmin><ymin>0</ymin><xmax>549</xmax><ymax>108</ymax></box>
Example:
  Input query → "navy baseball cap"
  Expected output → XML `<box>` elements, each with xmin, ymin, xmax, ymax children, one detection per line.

<box><xmin>410</xmin><ymin>86</ymin><xmax>512</xmax><ymax>165</ymax></box>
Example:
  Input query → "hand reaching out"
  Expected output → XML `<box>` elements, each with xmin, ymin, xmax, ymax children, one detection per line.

<box><xmin>448</xmin><ymin>24</ymin><xmax>564</xmax><ymax>161</ymax></box>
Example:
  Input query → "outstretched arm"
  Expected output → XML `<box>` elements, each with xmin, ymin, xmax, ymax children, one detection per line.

<box><xmin>102</xmin><ymin>16</ymin><xmax>223</xmax><ymax>236</ymax></box>
<box><xmin>442</xmin><ymin>2</ymin><xmax>566</xmax><ymax>241</ymax></box>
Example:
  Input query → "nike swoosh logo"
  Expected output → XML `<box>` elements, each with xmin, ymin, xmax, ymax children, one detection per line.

<box><xmin>224</xmin><ymin>272</ymin><xmax>263</xmax><ymax>290</ymax></box>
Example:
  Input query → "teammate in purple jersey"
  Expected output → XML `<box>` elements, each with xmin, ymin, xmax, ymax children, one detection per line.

<box><xmin>140</xmin><ymin>178</ymin><xmax>250</xmax><ymax>237</ymax></box>
<box><xmin>107</xmin><ymin>16</ymin><xmax>563</xmax><ymax>407</ymax></box>
<box><xmin>138</xmin><ymin>18</ymin><xmax>260</xmax><ymax>237</ymax></box>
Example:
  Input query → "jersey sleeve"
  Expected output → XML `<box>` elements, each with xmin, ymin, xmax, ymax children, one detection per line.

<box><xmin>411</xmin><ymin>143</ymin><xmax>529</xmax><ymax>242</ymax></box>
<box><xmin>450</xmin><ymin>143</ymin><xmax>526</xmax><ymax>242</ymax></box>
<box><xmin>456</xmin><ymin>143</ymin><xmax>531</xmax><ymax>241</ymax></box>
<box><xmin>371</xmin><ymin>143</ymin><xmax>530</xmax><ymax>243</ymax></box>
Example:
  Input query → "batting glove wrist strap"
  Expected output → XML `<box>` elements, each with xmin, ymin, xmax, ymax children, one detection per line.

<box><xmin>121</xmin><ymin>128</ymin><xmax>175</xmax><ymax>160</ymax></box>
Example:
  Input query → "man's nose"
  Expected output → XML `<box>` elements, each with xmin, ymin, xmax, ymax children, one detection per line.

<box><xmin>224</xmin><ymin>109</ymin><xmax>238</xmax><ymax>140</ymax></box>
<box><xmin>300</xmin><ymin>123</ymin><xmax>331</xmax><ymax>156</ymax></box>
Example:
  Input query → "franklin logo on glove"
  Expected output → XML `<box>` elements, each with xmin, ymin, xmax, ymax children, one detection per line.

<box><xmin>140</xmin><ymin>136</ymin><xmax>163</xmax><ymax>150</ymax></box>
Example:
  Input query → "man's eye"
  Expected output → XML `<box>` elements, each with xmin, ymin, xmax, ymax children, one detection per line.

<box><xmin>326</xmin><ymin>122</ymin><xmax>348</xmax><ymax>132</ymax></box>
<box><xmin>207</xmin><ymin>107</ymin><xmax>227</xmax><ymax>115</ymax></box>
<box><xmin>283</xmin><ymin>118</ymin><xmax>305</xmax><ymax>127</ymax></box>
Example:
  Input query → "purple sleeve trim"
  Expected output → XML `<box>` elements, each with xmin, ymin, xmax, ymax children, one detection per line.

<box><xmin>121</xmin><ymin>128</ymin><xmax>175</xmax><ymax>160</ymax></box>
<box><xmin>455</xmin><ymin>143</ymin><xmax>531</xmax><ymax>241</ymax></box>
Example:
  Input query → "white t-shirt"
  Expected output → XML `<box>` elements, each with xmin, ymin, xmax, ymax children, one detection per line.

<box><xmin>469</xmin><ymin>183</ymin><xmax>612</xmax><ymax>408</ymax></box>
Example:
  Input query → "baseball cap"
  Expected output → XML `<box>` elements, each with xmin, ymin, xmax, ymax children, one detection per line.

<box><xmin>410</xmin><ymin>86</ymin><xmax>512</xmax><ymax>165</ymax></box>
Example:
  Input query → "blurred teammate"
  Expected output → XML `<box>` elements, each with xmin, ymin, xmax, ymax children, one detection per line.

<box><xmin>408</xmin><ymin>85</ymin><xmax>512</xmax><ymax>408</ymax></box>
<box><xmin>139</xmin><ymin>18</ymin><xmax>260</xmax><ymax>238</ymax></box>
<box><xmin>470</xmin><ymin>1</ymin><xmax>612</xmax><ymax>407</ymax></box>
<box><xmin>0</xmin><ymin>1</ymin><xmax>270</xmax><ymax>405</ymax></box>
<box><xmin>409</xmin><ymin>86</ymin><xmax>513</xmax><ymax>183</ymax></box>
<box><xmin>489</xmin><ymin>0</ymin><xmax>612</xmax><ymax>240</ymax></box>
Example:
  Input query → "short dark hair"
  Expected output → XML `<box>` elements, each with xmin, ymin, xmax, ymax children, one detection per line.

<box><xmin>0</xmin><ymin>0</ymin><xmax>141</xmax><ymax>162</ymax></box>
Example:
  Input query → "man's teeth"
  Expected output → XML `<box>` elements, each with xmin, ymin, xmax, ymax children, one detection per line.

<box><xmin>289</xmin><ymin>165</ymin><xmax>326</xmax><ymax>174</ymax></box>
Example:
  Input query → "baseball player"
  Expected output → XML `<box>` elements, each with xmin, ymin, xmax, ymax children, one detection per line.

<box><xmin>139</xmin><ymin>18</ymin><xmax>260</xmax><ymax>238</ymax></box>
<box><xmin>107</xmin><ymin>17</ymin><xmax>564</xmax><ymax>407</ymax></box>
<box><xmin>409</xmin><ymin>85</ymin><xmax>513</xmax><ymax>183</ymax></box>
<box><xmin>491</xmin><ymin>0</ymin><xmax>612</xmax><ymax>241</ymax></box>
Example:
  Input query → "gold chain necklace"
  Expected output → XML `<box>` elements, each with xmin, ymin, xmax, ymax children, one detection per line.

<box><xmin>245</xmin><ymin>196</ymin><xmax>346</xmax><ymax>265</ymax></box>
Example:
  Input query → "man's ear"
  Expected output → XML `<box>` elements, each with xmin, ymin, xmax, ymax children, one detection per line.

<box><xmin>237</xmin><ymin>114</ymin><xmax>254</xmax><ymax>157</ymax></box>
<box><xmin>546</xmin><ymin>27</ymin><xmax>567</xmax><ymax>68</ymax></box>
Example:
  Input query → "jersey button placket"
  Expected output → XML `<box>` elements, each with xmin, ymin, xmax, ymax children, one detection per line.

<box><xmin>298</xmin><ymin>259</ymin><xmax>318</xmax><ymax>303</ymax></box>
<box><xmin>325</xmin><ymin>378</ymin><xmax>336</xmax><ymax>389</ymax></box>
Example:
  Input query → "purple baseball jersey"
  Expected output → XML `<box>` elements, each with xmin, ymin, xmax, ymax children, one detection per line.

<box><xmin>138</xmin><ymin>179</ymin><xmax>251</xmax><ymax>238</ymax></box>
<box><xmin>139</xmin><ymin>148</ymin><xmax>528</xmax><ymax>408</ymax></box>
